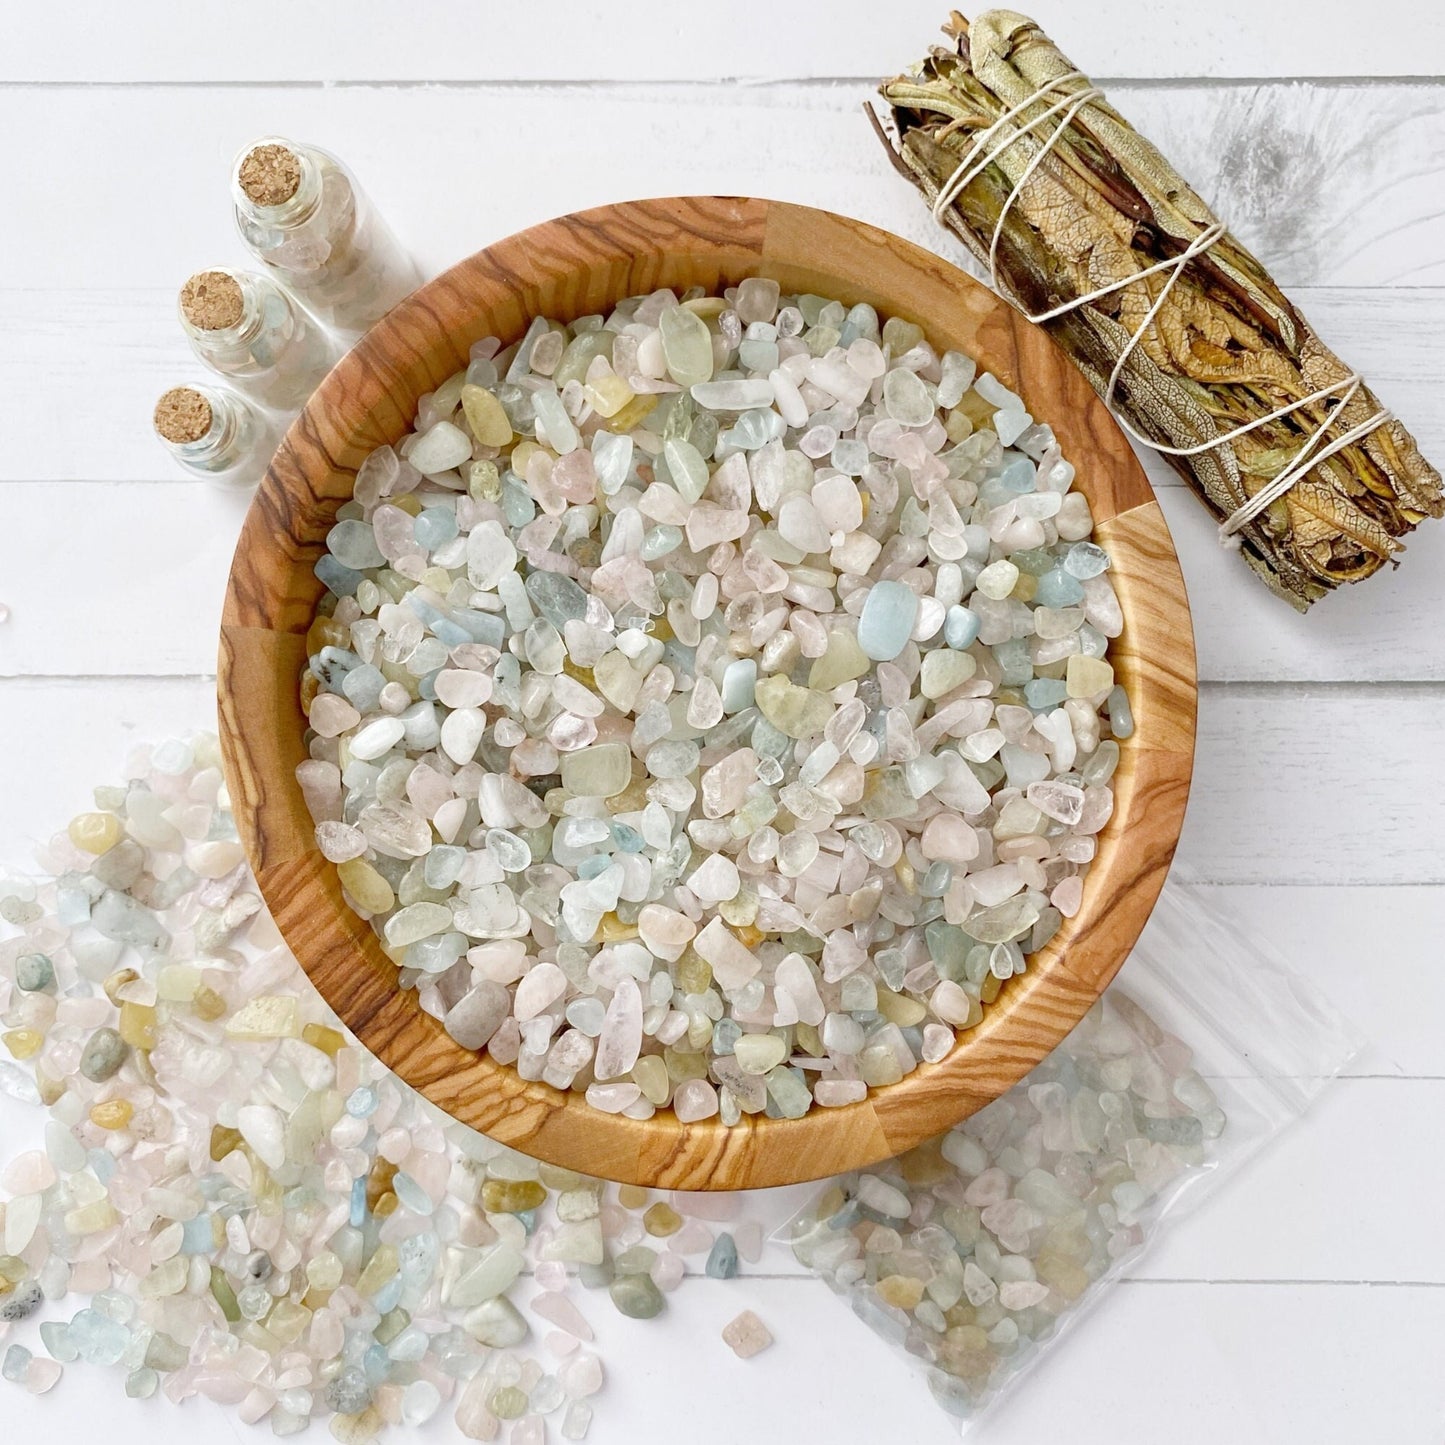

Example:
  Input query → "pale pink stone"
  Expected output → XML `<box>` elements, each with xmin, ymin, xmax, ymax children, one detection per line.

<box><xmin>310</xmin><ymin>1307</ymin><xmax>345</xmax><ymax>1358</ymax></box>
<box><xmin>733</xmin><ymin>1220</ymin><xmax>765</xmax><ymax>1263</ymax></box>
<box><xmin>377</xmin><ymin>1127</ymin><xmax>411</xmax><ymax>1164</ymax></box>
<box><xmin>686</xmin><ymin>677</ymin><xmax>724</xmax><ymax>729</ymax></box>
<box><xmin>968</xmin><ymin>862</ymin><xmax>1025</xmax><ymax>907</ymax></box>
<box><xmin>830</xmin><ymin>530</ymin><xmax>883</xmax><ymax>576</ymax></box>
<box><xmin>930</xmin><ymin>981</ymin><xmax>978</xmax><ymax>1028</ymax></box>
<box><xmin>671</xmin><ymin>1079</ymin><xmax>720</xmax><ymax>1123</ymax></box>
<box><xmin>686</xmin><ymin>853</ymin><xmax>740</xmax><ymax>906</ymax></box>
<box><xmin>814</xmin><ymin>1079</ymin><xmax>868</xmax><ymax>1107</ymax></box>
<box><xmin>666</xmin><ymin>1219</ymin><xmax>715</xmax><ymax>1255</ymax></box>
<box><xmin>998</xmin><ymin>1279</ymin><xmax>1051</xmax><ymax>1310</ymax></box>
<box><xmin>308</xmin><ymin>692</ymin><xmax>361</xmax><ymax>738</ymax></box>
<box><xmin>740</xmin><ymin>548</ymin><xmax>788</xmax><ymax>594</ymax></box>
<box><xmin>963</xmin><ymin>1166</ymin><xmax>1011</xmax><ymax>1208</ymax></box>
<box><xmin>238</xmin><ymin>1386</ymin><xmax>276</xmax><ymax>1424</ymax></box>
<box><xmin>650</xmin><ymin>1252</ymin><xmax>685</xmax><ymax>1291</ymax></box>
<box><xmin>1051</xmin><ymin>874</ymin><xmax>1084</xmax><ymax>917</ymax></box>
<box><xmin>455</xmin><ymin>1375</ymin><xmax>500</xmax><ymax>1440</ymax></box>
<box><xmin>1</xmin><ymin>1150</ymin><xmax>56</xmax><ymax>1194</ymax></box>
<box><xmin>56</xmin><ymin>996</ymin><xmax>112</xmax><ymax>1028</ymax></box>
<box><xmin>530</xmin><ymin>1290</ymin><xmax>594</xmax><ymax>1341</ymax></box>
<box><xmin>777</xmin><ymin>496</ymin><xmax>830</xmax><ymax>554</ymax></box>
<box><xmin>24</xmin><ymin>1357</ymin><xmax>63</xmax><ymax>1394</ymax></box>
<box><xmin>709</xmin><ymin>452</ymin><xmax>752</xmax><ymax>510</ymax></box>
<box><xmin>535</xmin><ymin>1260</ymin><xmax>567</xmax><ymax>1290</ymax></box>
<box><xmin>685</xmin><ymin>504</ymin><xmax>748</xmax><ymax>552</ymax></box>
<box><xmin>920</xmin><ymin>813</ymin><xmax>979</xmax><ymax>865</ymax></box>
<box><xmin>559</xmin><ymin>1351</ymin><xmax>605</xmax><ymax>1398</ymax></box>
<box><xmin>693</xmin><ymin>918</ymin><xmax>760</xmax><ymax>989</ymax></box>
<box><xmin>922</xmin><ymin>1023</ymin><xmax>955</xmax><ymax>1063</ymax></box>
<box><xmin>513</xmin><ymin>961</ymin><xmax>567</xmax><ymax>1021</ymax></box>
<box><xmin>721</xmin><ymin>1309</ymin><xmax>774</xmax><ymax>1358</ymax></box>
<box><xmin>545</xmin><ymin>1330</ymin><xmax>580</xmax><ymax>1358</ymax></box>
<box><xmin>698</xmin><ymin>749</ymin><xmax>757</xmax><ymax>821</ymax></box>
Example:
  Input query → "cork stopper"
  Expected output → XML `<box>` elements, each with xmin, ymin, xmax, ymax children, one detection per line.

<box><xmin>154</xmin><ymin>387</ymin><xmax>214</xmax><ymax>445</ymax></box>
<box><xmin>180</xmin><ymin>270</ymin><xmax>245</xmax><ymax>330</ymax></box>
<box><xmin>238</xmin><ymin>142</ymin><xmax>302</xmax><ymax>206</ymax></box>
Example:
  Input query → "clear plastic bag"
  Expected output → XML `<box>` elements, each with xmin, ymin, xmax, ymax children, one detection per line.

<box><xmin>783</xmin><ymin>874</ymin><xmax>1362</xmax><ymax>1428</ymax></box>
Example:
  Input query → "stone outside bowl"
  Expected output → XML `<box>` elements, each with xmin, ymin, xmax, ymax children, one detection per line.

<box><xmin>217</xmin><ymin>196</ymin><xmax>1196</xmax><ymax>1190</ymax></box>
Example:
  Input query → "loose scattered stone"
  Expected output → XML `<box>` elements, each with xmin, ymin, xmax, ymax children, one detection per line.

<box><xmin>301</xmin><ymin>284</ymin><xmax>1125</xmax><ymax>1124</ymax></box>
<box><xmin>608</xmin><ymin>1273</ymin><xmax>665</xmax><ymax>1320</ymax></box>
<box><xmin>721</xmin><ymin>1309</ymin><xmax>773</xmax><ymax>1359</ymax></box>
<box><xmin>0</xmin><ymin>735</ymin><xmax>764</xmax><ymax>1441</ymax></box>
<box><xmin>704</xmin><ymin>1233</ymin><xmax>739</xmax><ymax>1279</ymax></box>
<box><xmin>78</xmin><ymin>1027</ymin><xmax>127</xmax><ymax>1082</ymax></box>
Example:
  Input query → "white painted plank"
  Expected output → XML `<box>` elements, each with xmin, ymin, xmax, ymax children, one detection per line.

<box><xmin>1185</xmin><ymin>886</ymin><xmax>1444</xmax><ymax>1080</ymax></box>
<box><xmin>0</xmin><ymin>1259</ymin><xmax>1438</xmax><ymax>1444</ymax></box>
<box><xmin>1155</xmin><ymin>486</ymin><xmax>1445</xmax><ymax>684</ymax></box>
<box><xmin>1180</xmin><ymin>683</ymin><xmax>1444</xmax><ymax>885</ymax></box>
<box><xmin>0</xmin><ymin>676</ymin><xmax>1438</xmax><ymax>886</ymax></box>
<box><xmin>3</xmin><ymin>0</ymin><xmax>1440</xmax><ymax>82</ymax></box>
<box><xmin>6</xmin><ymin>285</ymin><xmax>1441</xmax><ymax>486</ymax></box>
<box><xmin>1</xmin><ymin>81</ymin><xmax>1443</xmax><ymax>292</ymax></box>
<box><xmin>1134</xmin><ymin>1078</ymin><xmax>1444</xmax><ymax>1283</ymax></box>
<box><xmin>2</xmin><ymin>477</ymin><xmax>1441</xmax><ymax>685</ymax></box>
<box><xmin>0</xmin><ymin>484</ymin><xmax>244</xmax><ymax>680</ymax></box>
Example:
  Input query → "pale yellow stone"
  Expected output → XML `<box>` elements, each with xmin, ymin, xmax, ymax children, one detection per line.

<box><xmin>337</xmin><ymin>858</ymin><xmax>395</xmax><ymax>913</ymax></box>
<box><xmin>3</xmin><ymin>1029</ymin><xmax>42</xmax><ymax>1060</ymax></box>
<box><xmin>754</xmin><ymin>674</ymin><xmax>834</xmax><ymax>740</ymax></box>
<box><xmin>460</xmin><ymin>385</ymin><xmax>513</xmax><ymax>447</ymax></box>
<box><xmin>875</xmin><ymin>989</ymin><xmax>928</xmax><ymax>1028</ymax></box>
<box><xmin>631</xmin><ymin>1055</ymin><xmax>671</xmax><ymax>1106</ymax></box>
<box><xmin>303</xmin><ymin>1023</ymin><xmax>347</xmax><ymax>1057</ymax></box>
<box><xmin>119</xmin><ymin>1002</ymin><xmax>158</xmax><ymax>1050</ymax></box>
<box><xmin>582</xmin><ymin>368</ymin><xmax>635</xmax><ymax>419</ymax></box>
<box><xmin>876</xmin><ymin>1274</ymin><xmax>926</xmax><ymax>1310</ymax></box>
<box><xmin>224</xmin><ymin>995</ymin><xmax>300</xmax><ymax>1041</ymax></box>
<box><xmin>89</xmin><ymin>1099</ymin><xmax>135</xmax><ymax>1130</ymax></box>
<box><xmin>643</xmin><ymin>1202</ymin><xmax>683</xmax><ymax>1236</ymax></box>
<box><xmin>156</xmin><ymin>965</ymin><xmax>201</xmax><ymax>1002</ymax></box>
<box><xmin>68</xmin><ymin>811</ymin><xmax>122</xmax><ymax>855</ymax></box>
<box><xmin>920</xmin><ymin>648</ymin><xmax>978</xmax><ymax>699</ymax></box>
<box><xmin>356</xmin><ymin>1243</ymin><xmax>398</xmax><ymax>1296</ymax></box>
<box><xmin>807</xmin><ymin>630</ymin><xmax>871</xmax><ymax>690</ymax></box>
<box><xmin>65</xmin><ymin>1199</ymin><xmax>119</xmax><ymax>1234</ymax></box>
<box><xmin>1066</xmin><ymin>654</ymin><xmax>1115</xmax><ymax>699</ymax></box>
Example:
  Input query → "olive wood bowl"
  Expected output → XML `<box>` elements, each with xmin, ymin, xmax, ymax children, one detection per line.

<box><xmin>218</xmin><ymin>196</ymin><xmax>1196</xmax><ymax>1189</ymax></box>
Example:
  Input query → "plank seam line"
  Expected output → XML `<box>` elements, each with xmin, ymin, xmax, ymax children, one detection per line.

<box><xmin>2</xmin><ymin>74</ymin><xmax>1443</xmax><ymax>91</ymax></box>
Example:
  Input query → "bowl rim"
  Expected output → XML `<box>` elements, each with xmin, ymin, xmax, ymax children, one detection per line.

<box><xmin>218</xmin><ymin>194</ymin><xmax>1196</xmax><ymax>1189</ymax></box>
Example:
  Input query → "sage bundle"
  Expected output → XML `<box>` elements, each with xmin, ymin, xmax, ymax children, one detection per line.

<box><xmin>872</xmin><ymin>9</ymin><xmax>1443</xmax><ymax>609</ymax></box>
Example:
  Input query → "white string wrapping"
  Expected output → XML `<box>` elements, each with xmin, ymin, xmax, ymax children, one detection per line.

<box><xmin>928</xmin><ymin>70</ymin><xmax>1392</xmax><ymax>543</ymax></box>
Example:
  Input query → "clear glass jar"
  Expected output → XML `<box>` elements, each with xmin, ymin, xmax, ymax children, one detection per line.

<box><xmin>152</xmin><ymin>384</ymin><xmax>281</xmax><ymax>489</ymax></box>
<box><xmin>231</xmin><ymin>137</ymin><xmax>420</xmax><ymax>336</ymax></box>
<box><xmin>178</xmin><ymin>268</ymin><xmax>337</xmax><ymax>412</ymax></box>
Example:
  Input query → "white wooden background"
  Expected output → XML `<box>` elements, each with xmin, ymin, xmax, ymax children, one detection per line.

<box><xmin>2</xmin><ymin>3</ymin><xmax>1443</xmax><ymax>1440</ymax></box>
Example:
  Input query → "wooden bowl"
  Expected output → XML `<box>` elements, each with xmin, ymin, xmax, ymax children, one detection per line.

<box><xmin>219</xmin><ymin>196</ymin><xmax>1196</xmax><ymax>1190</ymax></box>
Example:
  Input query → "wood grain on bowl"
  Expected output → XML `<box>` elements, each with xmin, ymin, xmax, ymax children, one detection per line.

<box><xmin>218</xmin><ymin>196</ymin><xmax>1196</xmax><ymax>1189</ymax></box>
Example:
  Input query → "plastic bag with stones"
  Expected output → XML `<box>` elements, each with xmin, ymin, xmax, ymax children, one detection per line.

<box><xmin>783</xmin><ymin>875</ymin><xmax>1361</xmax><ymax>1429</ymax></box>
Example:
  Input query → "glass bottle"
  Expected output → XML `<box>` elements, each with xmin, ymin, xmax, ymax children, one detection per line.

<box><xmin>231</xmin><ymin>136</ymin><xmax>420</xmax><ymax>336</ymax></box>
<box><xmin>178</xmin><ymin>268</ymin><xmax>337</xmax><ymax>412</ymax></box>
<box><xmin>152</xmin><ymin>384</ymin><xmax>282</xmax><ymax>489</ymax></box>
